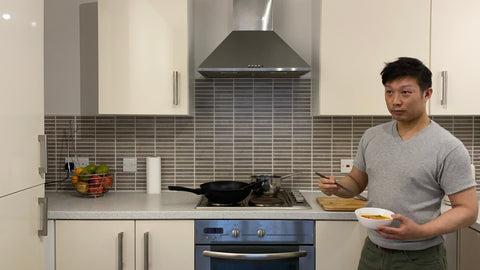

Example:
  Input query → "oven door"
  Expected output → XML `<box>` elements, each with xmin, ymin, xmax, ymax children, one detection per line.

<box><xmin>195</xmin><ymin>245</ymin><xmax>314</xmax><ymax>270</ymax></box>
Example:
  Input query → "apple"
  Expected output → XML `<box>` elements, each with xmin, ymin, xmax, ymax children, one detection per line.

<box><xmin>102</xmin><ymin>176</ymin><xmax>114</xmax><ymax>188</ymax></box>
<box><xmin>76</xmin><ymin>181</ymin><xmax>88</xmax><ymax>193</ymax></box>
<box><xmin>88</xmin><ymin>186</ymin><xmax>105</xmax><ymax>195</ymax></box>
<box><xmin>89</xmin><ymin>174</ymin><xmax>102</xmax><ymax>187</ymax></box>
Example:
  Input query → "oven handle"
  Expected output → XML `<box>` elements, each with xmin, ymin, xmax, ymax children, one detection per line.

<box><xmin>202</xmin><ymin>250</ymin><xmax>308</xmax><ymax>261</ymax></box>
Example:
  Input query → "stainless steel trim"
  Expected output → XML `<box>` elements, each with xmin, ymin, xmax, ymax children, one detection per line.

<box><xmin>233</xmin><ymin>0</ymin><xmax>272</xmax><ymax>31</ymax></box>
<box><xmin>37</xmin><ymin>197</ymin><xmax>48</xmax><ymax>236</ymax></box>
<box><xmin>173</xmin><ymin>71</ymin><xmax>179</xmax><ymax>105</ymax></box>
<box><xmin>144</xmin><ymin>232</ymin><xmax>149</xmax><ymax>270</ymax></box>
<box><xmin>441</xmin><ymin>71</ymin><xmax>448</xmax><ymax>106</ymax></box>
<box><xmin>38</xmin><ymin>135</ymin><xmax>47</xmax><ymax>174</ymax></box>
<box><xmin>202</xmin><ymin>250</ymin><xmax>308</xmax><ymax>260</ymax></box>
<box><xmin>118</xmin><ymin>232</ymin><xmax>124</xmax><ymax>270</ymax></box>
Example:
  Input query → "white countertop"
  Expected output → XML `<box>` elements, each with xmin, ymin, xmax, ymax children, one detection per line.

<box><xmin>47</xmin><ymin>190</ymin><xmax>480</xmax><ymax>231</ymax></box>
<box><xmin>46</xmin><ymin>191</ymin><xmax>357</xmax><ymax>220</ymax></box>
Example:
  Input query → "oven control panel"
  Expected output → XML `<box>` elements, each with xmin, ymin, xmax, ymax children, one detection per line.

<box><xmin>195</xmin><ymin>220</ymin><xmax>314</xmax><ymax>244</ymax></box>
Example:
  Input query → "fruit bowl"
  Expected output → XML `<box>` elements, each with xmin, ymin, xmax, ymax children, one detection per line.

<box><xmin>355</xmin><ymin>207</ymin><xmax>394</xmax><ymax>229</ymax></box>
<box><xmin>74</xmin><ymin>173</ymin><xmax>114</xmax><ymax>197</ymax></box>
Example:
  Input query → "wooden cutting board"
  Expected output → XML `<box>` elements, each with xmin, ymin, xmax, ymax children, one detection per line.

<box><xmin>316</xmin><ymin>197</ymin><xmax>367</xmax><ymax>211</ymax></box>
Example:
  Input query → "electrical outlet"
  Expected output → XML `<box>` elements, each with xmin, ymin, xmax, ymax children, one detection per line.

<box><xmin>341</xmin><ymin>159</ymin><xmax>354</xmax><ymax>173</ymax></box>
<box><xmin>65</xmin><ymin>157</ymin><xmax>89</xmax><ymax>171</ymax></box>
<box><xmin>123</xmin><ymin>157</ymin><xmax>137</xmax><ymax>172</ymax></box>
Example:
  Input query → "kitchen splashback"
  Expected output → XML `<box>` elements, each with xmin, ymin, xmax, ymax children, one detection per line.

<box><xmin>45</xmin><ymin>78</ymin><xmax>480</xmax><ymax>192</ymax></box>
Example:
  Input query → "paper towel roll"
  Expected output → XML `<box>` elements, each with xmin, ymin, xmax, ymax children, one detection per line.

<box><xmin>147</xmin><ymin>157</ymin><xmax>161</xmax><ymax>194</ymax></box>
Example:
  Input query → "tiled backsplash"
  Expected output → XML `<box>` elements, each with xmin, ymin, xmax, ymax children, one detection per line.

<box><xmin>45</xmin><ymin>79</ymin><xmax>480</xmax><ymax>192</ymax></box>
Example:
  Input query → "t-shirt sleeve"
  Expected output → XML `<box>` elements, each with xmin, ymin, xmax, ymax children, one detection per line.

<box><xmin>439</xmin><ymin>144</ymin><xmax>476</xmax><ymax>195</ymax></box>
<box><xmin>353</xmin><ymin>134</ymin><xmax>367</xmax><ymax>173</ymax></box>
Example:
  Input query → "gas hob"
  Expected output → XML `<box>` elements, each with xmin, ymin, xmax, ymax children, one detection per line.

<box><xmin>195</xmin><ymin>189</ymin><xmax>311</xmax><ymax>210</ymax></box>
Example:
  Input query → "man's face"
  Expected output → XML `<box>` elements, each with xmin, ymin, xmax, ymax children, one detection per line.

<box><xmin>384</xmin><ymin>77</ymin><xmax>432</xmax><ymax>122</ymax></box>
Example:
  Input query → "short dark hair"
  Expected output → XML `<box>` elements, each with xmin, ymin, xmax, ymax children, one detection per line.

<box><xmin>380</xmin><ymin>57</ymin><xmax>432</xmax><ymax>92</ymax></box>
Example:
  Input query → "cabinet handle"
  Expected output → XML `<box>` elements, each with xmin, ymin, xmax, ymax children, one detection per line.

<box><xmin>37</xmin><ymin>197</ymin><xmax>48</xmax><ymax>236</ymax></box>
<box><xmin>38</xmin><ymin>135</ymin><xmax>47</xmax><ymax>175</ymax></box>
<box><xmin>441</xmin><ymin>71</ymin><xmax>448</xmax><ymax>106</ymax></box>
<box><xmin>118</xmin><ymin>232</ymin><xmax>124</xmax><ymax>270</ymax></box>
<box><xmin>144</xmin><ymin>232</ymin><xmax>149</xmax><ymax>270</ymax></box>
<box><xmin>173</xmin><ymin>71</ymin><xmax>179</xmax><ymax>105</ymax></box>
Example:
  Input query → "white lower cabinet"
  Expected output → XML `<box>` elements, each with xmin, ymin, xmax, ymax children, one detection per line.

<box><xmin>136</xmin><ymin>220</ymin><xmax>194</xmax><ymax>270</ymax></box>
<box><xmin>315</xmin><ymin>221</ymin><xmax>367</xmax><ymax>270</ymax></box>
<box><xmin>56</xmin><ymin>220</ymin><xmax>135</xmax><ymax>270</ymax></box>
<box><xmin>459</xmin><ymin>227</ymin><xmax>480</xmax><ymax>270</ymax></box>
<box><xmin>55</xmin><ymin>220</ymin><xmax>194</xmax><ymax>270</ymax></box>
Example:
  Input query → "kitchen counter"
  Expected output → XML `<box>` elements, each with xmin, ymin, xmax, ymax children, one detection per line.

<box><xmin>47</xmin><ymin>191</ymin><xmax>358</xmax><ymax>220</ymax></box>
<box><xmin>47</xmin><ymin>191</ymin><xmax>480</xmax><ymax>231</ymax></box>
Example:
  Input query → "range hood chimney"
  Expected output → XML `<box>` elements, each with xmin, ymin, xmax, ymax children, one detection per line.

<box><xmin>198</xmin><ymin>0</ymin><xmax>311</xmax><ymax>78</ymax></box>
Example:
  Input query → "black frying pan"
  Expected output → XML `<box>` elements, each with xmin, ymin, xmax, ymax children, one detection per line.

<box><xmin>168</xmin><ymin>181</ymin><xmax>261</xmax><ymax>204</ymax></box>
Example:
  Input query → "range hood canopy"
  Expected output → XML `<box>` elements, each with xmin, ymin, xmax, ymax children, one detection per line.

<box><xmin>198</xmin><ymin>0</ymin><xmax>311</xmax><ymax>78</ymax></box>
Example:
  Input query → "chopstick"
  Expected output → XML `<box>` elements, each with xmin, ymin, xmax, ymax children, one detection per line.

<box><xmin>315</xmin><ymin>172</ymin><xmax>368</xmax><ymax>201</ymax></box>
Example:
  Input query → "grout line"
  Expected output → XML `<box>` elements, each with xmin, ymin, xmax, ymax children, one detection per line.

<box><xmin>271</xmin><ymin>79</ymin><xmax>274</xmax><ymax>174</ymax></box>
<box><xmin>351</xmin><ymin>116</ymin><xmax>354</xmax><ymax>158</ymax></box>
<box><xmin>330</xmin><ymin>116</ymin><xmax>333</xmax><ymax>175</ymax></box>
<box><xmin>291</xmin><ymin>79</ymin><xmax>294</xmax><ymax>189</ymax></box>
<box><xmin>114</xmin><ymin>116</ymin><xmax>117</xmax><ymax>191</ymax></box>
<box><xmin>232</xmin><ymin>79</ymin><xmax>236</xmax><ymax>181</ymax></box>
<box><xmin>213</xmin><ymin>79</ymin><xmax>216</xmax><ymax>181</ymax></box>
<box><xmin>94</xmin><ymin>116</ymin><xmax>97</xmax><ymax>165</ymax></box>
<box><xmin>252</xmin><ymin>79</ymin><xmax>255</xmax><ymax>175</ymax></box>
<box><xmin>154</xmin><ymin>116</ymin><xmax>157</xmax><ymax>156</ymax></box>
<box><xmin>174</xmin><ymin>116</ymin><xmax>177</xmax><ymax>185</ymax></box>
<box><xmin>134</xmin><ymin>116</ymin><xmax>137</xmax><ymax>189</ymax></box>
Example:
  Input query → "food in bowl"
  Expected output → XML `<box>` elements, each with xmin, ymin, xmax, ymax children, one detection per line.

<box><xmin>361</xmin><ymin>214</ymin><xmax>391</xmax><ymax>220</ymax></box>
<box><xmin>355</xmin><ymin>207</ymin><xmax>394</xmax><ymax>229</ymax></box>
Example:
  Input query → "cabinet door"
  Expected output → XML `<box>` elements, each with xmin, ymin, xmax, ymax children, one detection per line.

<box><xmin>316</xmin><ymin>221</ymin><xmax>367</xmax><ymax>270</ymax></box>
<box><xmin>313</xmin><ymin>0</ymin><xmax>430</xmax><ymax>116</ymax></box>
<box><xmin>430</xmin><ymin>0</ymin><xmax>480</xmax><ymax>115</ymax></box>
<box><xmin>56</xmin><ymin>220</ymin><xmax>135</xmax><ymax>270</ymax></box>
<box><xmin>1</xmin><ymin>0</ymin><xmax>45</xmax><ymax>196</ymax></box>
<box><xmin>98</xmin><ymin>0</ymin><xmax>192</xmax><ymax>115</ymax></box>
<box><xmin>0</xmin><ymin>186</ymin><xmax>45</xmax><ymax>270</ymax></box>
<box><xmin>136</xmin><ymin>220</ymin><xmax>194</xmax><ymax>270</ymax></box>
<box><xmin>459</xmin><ymin>227</ymin><xmax>480</xmax><ymax>270</ymax></box>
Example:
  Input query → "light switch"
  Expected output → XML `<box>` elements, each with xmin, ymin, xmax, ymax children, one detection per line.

<box><xmin>123</xmin><ymin>157</ymin><xmax>137</xmax><ymax>172</ymax></box>
<box><xmin>341</xmin><ymin>159</ymin><xmax>354</xmax><ymax>173</ymax></box>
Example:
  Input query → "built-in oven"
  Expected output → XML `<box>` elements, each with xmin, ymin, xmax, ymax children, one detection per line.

<box><xmin>195</xmin><ymin>220</ymin><xmax>315</xmax><ymax>270</ymax></box>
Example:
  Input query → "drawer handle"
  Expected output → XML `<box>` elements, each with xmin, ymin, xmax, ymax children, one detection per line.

<box><xmin>118</xmin><ymin>232</ymin><xmax>124</xmax><ymax>270</ymax></box>
<box><xmin>144</xmin><ymin>232</ymin><xmax>149</xmax><ymax>270</ymax></box>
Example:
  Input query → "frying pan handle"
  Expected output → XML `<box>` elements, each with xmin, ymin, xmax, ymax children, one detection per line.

<box><xmin>168</xmin><ymin>186</ymin><xmax>205</xmax><ymax>195</ymax></box>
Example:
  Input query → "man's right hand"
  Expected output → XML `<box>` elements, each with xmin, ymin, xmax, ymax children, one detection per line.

<box><xmin>317</xmin><ymin>175</ymin><xmax>340</xmax><ymax>196</ymax></box>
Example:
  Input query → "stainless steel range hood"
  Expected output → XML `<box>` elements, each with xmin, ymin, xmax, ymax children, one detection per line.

<box><xmin>197</xmin><ymin>0</ymin><xmax>311</xmax><ymax>78</ymax></box>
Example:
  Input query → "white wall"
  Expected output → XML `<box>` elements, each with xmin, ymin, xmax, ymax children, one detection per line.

<box><xmin>44</xmin><ymin>0</ymin><xmax>313</xmax><ymax>115</ymax></box>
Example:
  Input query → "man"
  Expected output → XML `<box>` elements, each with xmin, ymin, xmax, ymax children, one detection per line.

<box><xmin>318</xmin><ymin>57</ymin><xmax>478</xmax><ymax>270</ymax></box>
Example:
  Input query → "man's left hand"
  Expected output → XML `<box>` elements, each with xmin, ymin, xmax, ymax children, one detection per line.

<box><xmin>376</xmin><ymin>214</ymin><xmax>426</xmax><ymax>240</ymax></box>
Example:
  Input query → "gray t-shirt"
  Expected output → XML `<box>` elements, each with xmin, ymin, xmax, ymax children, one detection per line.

<box><xmin>354</xmin><ymin>120</ymin><xmax>476</xmax><ymax>250</ymax></box>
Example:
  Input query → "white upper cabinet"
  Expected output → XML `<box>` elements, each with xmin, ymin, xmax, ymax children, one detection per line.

<box><xmin>430</xmin><ymin>0</ymin><xmax>480</xmax><ymax>115</ymax></box>
<box><xmin>312</xmin><ymin>0</ymin><xmax>430</xmax><ymax>116</ymax></box>
<box><xmin>98</xmin><ymin>0</ymin><xmax>194</xmax><ymax>115</ymax></box>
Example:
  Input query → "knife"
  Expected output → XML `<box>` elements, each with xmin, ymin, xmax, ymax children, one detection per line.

<box><xmin>315</xmin><ymin>172</ymin><xmax>368</xmax><ymax>201</ymax></box>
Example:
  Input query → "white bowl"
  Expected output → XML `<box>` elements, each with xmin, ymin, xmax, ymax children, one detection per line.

<box><xmin>355</xmin><ymin>207</ymin><xmax>394</xmax><ymax>229</ymax></box>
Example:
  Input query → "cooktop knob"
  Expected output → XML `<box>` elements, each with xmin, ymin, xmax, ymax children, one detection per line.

<box><xmin>232</xmin><ymin>229</ymin><xmax>240</xmax><ymax>238</ymax></box>
<box><xmin>257</xmin><ymin>229</ymin><xmax>265</xmax><ymax>238</ymax></box>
